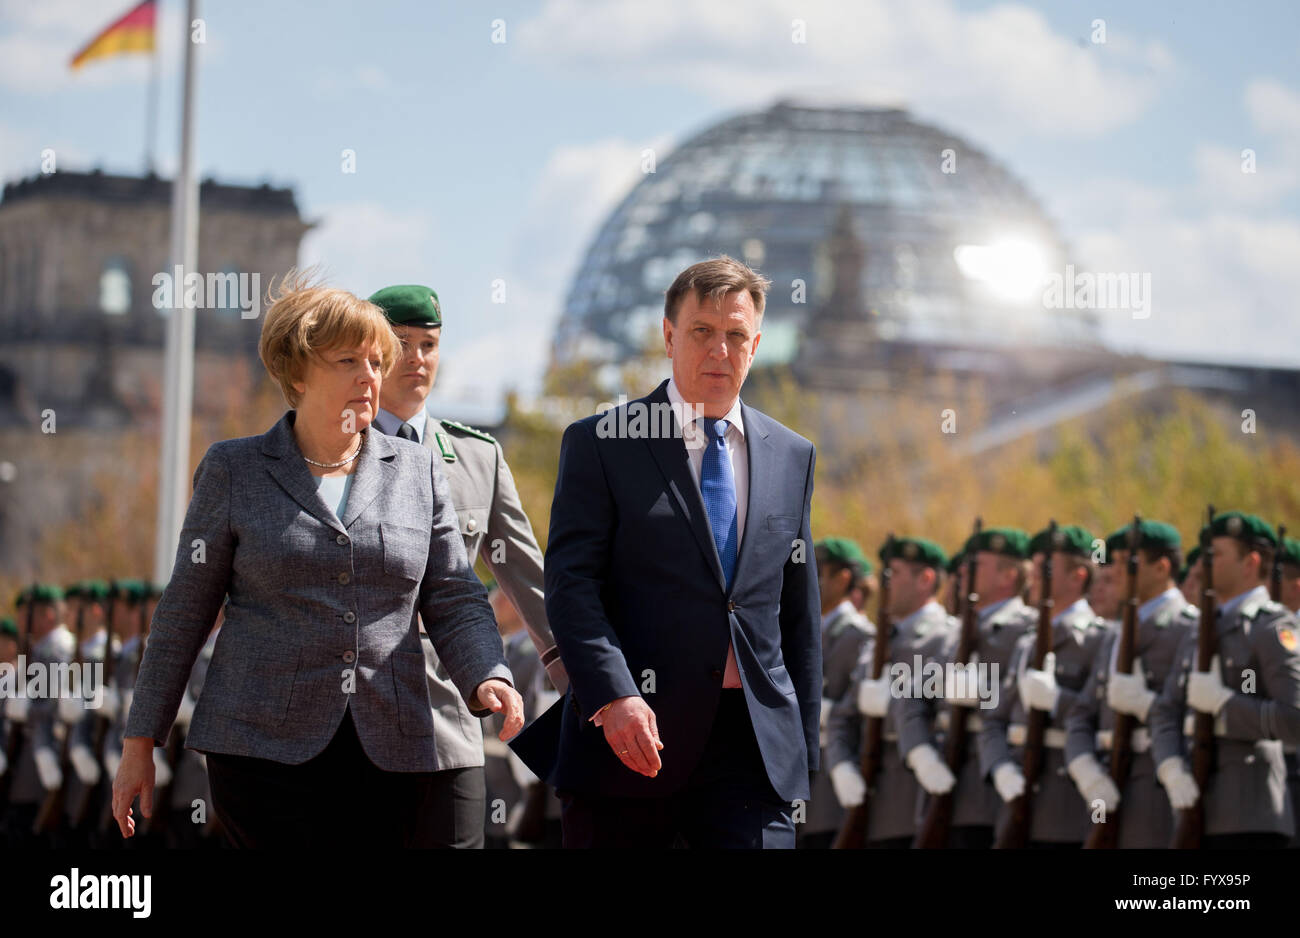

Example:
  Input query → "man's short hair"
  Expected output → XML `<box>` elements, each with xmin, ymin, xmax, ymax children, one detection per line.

<box><xmin>663</xmin><ymin>255</ymin><xmax>771</xmax><ymax>325</ymax></box>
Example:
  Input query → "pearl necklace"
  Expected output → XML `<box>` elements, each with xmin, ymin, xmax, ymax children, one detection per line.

<box><xmin>302</xmin><ymin>433</ymin><xmax>364</xmax><ymax>469</ymax></box>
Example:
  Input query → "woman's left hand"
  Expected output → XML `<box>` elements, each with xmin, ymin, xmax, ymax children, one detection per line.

<box><xmin>473</xmin><ymin>679</ymin><xmax>525</xmax><ymax>740</ymax></box>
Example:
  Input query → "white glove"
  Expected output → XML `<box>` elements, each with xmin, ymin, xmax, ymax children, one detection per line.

<box><xmin>103</xmin><ymin>748</ymin><xmax>121</xmax><ymax>782</ymax></box>
<box><xmin>58</xmin><ymin>694</ymin><xmax>84</xmax><ymax>724</ymax></box>
<box><xmin>830</xmin><ymin>760</ymin><xmax>867</xmax><ymax>808</ymax></box>
<box><xmin>856</xmin><ymin>678</ymin><xmax>892</xmax><ymax>717</ymax></box>
<box><xmin>507</xmin><ymin>749</ymin><xmax>538</xmax><ymax>789</ymax></box>
<box><xmin>1188</xmin><ymin>655</ymin><xmax>1234</xmax><ymax>715</ymax></box>
<box><xmin>1107</xmin><ymin>657</ymin><xmax>1155</xmax><ymax>720</ymax></box>
<box><xmin>152</xmin><ymin>747</ymin><xmax>173</xmax><ymax>788</ymax></box>
<box><xmin>906</xmin><ymin>743</ymin><xmax>957</xmax><ymax>795</ymax></box>
<box><xmin>34</xmin><ymin>746</ymin><xmax>63</xmax><ymax>791</ymax></box>
<box><xmin>1156</xmin><ymin>756</ymin><xmax>1200</xmax><ymax>810</ymax></box>
<box><xmin>0</xmin><ymin>746</ymin><xmax>8</xmax><ymax>777</ymax></box>
<box><xmin>944</xmin><ymin>653</ymin><xmax>983</xmax><ymax>708</ymax></box>
<box><xmin>993</xmin><ymin>762</ymin><xmax>1026</xmax><ymax>802</ymax></box>
<box><xmin>819</xmin><ymin>697</ymin><xmax>834</xmax><ymax>731</ymax></box>
<box><xmin>4</xmin><ymin>694</ymin><xmax>29</xmax><ymax>723</ymax></box>
<box><xmin>175</xmin><ymin>693</ymin><xmax>197</xmax><ymax>728</ymax></box>
<box><xmin>99</xmin><ymin>687</ymin><xmax>120</xmax><ymax>722</ymax></box>
<box><xmin>1018</xmin><ymin>651</ymin><xmax>1058</xmax><ymax>713</ymax></box>
<box><xmin>1067</xmin><ymin>753</ymin><xmax>1120</xmax><ymax>814</ymax></box>
<box><xmin>70</xmin><ymin>744</ymin><xmax>101</xmax><ymax>786</ymax></box>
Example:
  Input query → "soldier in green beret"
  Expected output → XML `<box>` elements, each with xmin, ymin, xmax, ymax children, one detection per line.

<box><xmin>828</xmin><ymin>536</ymin><xmax>957</xmax><ymax>847</ymax></box>
<box><xmin>2</xmin><ymin>584</ymin><xmax>74</xmax><ymax>847</ymax></box>
<box><xmin>1062</xmin><ymin>519</ymin><xmax>1198</xmax><ymax>847</ymax></box>
<box><xmin>980</xmin><ymin>524</ymin><xmax>1112</xmax><ymax>846</ymax></box>
<box><xmin>801</xmin><ymin>537</ymin><xmax>875</xmax><ymax>848</ymax></box>
<box><xmin>368</xmin><ymin>283</ymin><xmax>566</xmax><ymax>848</ymax></box>
<box><xmin>59</xmin><ymin>580</ymin><xmax>113</xmax><ymax>847</ymax></box>
<box><xmin>899</xmin><ymin>527</ymin><xmax>1036</xmax><ymax>848</ymax></box>
<box><xmin>1086</xmin><ymin>528</ymin><xmax>1127</xmax><ymax>623</ymax></box>
<box><xmin>943</xmin><ymin>549</ymin><xmax>965</xmax><ymax>615</ymax></box>
<box><xmin>1150</xmin><ymin>511</ymin><xmax>1300</xmax><ymax>847</ymax></box>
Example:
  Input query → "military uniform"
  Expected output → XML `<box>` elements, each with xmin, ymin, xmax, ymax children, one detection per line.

<box><xmin>980</xmin><ymin>597</ymin><xmax>1112</xmax><ymax>844</ymax></box>
<box><xmin>370</xmin><ymin>283</ymin><xmax>565</xmax><ymax>849</ymax></box>
<box><xmin>167</xmin><ymin>625</ymin><xmax>219</xmax><ymax>848</ymax></box>
<box><xmin>1065</xmin><ymin>587</ymin><xmax>1196</xmax><ymax>847</ymax></box>
<box><xmin>829</xmin><ymin>596</ymin><xmax>955</xmax><ymax>846</ymax></box>
<box><xmin>1149</xmin><ymin>512</ymin><xmax>1300</xmax><ymax>847</ymax></box>
<box><xmin>2</xmin><ymin>587</ymin><xmax>75</xmax><ymax>848</ymax></box>
<box><xmin>903</xmin><ymin>527</ymin><xmax>1037</xmax><ymax>848</ymax></box>
<box><xmin>804</xmin><ymin>597</ymin><xmax>873</xmax><ymax>844</ymax></box>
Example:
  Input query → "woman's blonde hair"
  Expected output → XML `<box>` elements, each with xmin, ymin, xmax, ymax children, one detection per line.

<box><xmin>258</xmin><ymin>269</ymin><xmax>401</xmax><ymax>407</ymax></box>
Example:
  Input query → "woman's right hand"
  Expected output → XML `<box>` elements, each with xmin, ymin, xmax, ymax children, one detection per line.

<box><xmin>112</xmin><ymin>737</ymin><xmax>157</xmax><ymax>838</ymax></box>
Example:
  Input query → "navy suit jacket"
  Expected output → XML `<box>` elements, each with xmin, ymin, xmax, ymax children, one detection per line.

<box><xmin>529</xmin><ymin>379</ymin><xmax>821</xmax><ymax>803</ymax></box>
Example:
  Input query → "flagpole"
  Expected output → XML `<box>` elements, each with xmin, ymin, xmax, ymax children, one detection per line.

<box><xmin>153</xmin><ymin>0</ymin><xmax>200</xmax><ymax>585</ymax></box>
<box><xmin>144</xmin><ymin>10</ymin><xmax>159</xmax><ymax>173</ymax></box>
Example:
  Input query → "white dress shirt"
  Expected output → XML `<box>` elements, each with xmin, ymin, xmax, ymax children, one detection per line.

<box><xmin>374</xmin><ymin>406</ymin><xmax>429</xmax><ymax>443</ymax></box>
<box><xmin>667</xmin><ymin>377</ymin><xmax>748</xmax><ymax>688</ymax></box>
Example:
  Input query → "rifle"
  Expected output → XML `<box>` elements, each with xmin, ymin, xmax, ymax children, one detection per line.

<box><xmin>995</xmin><ymin>520</ymin><xmax>1057</xmax><ymax>848</ymax></box>
<box><xmin>833</xmin><ymin>533</ymin><xmax>895</xmax><ymax>849</ymax></box>
<box><xmin>0</xmin><ymin>584</ymin><xmax>37</xmax><ymax>812</ymax></box>
<box><xmin>33</xmin><ymin>593</ymin><xmax>87</xmax><ymax>834</ymax></box>
<box><xmin>68</xmin><ymin>590</ymin><xmax>117</xmax><ymax>828</ymax></box>
<box><xmin>1272</xmin><ymin>524</ymin><xmax>1287</xmax><ymax>602</ymax></box>
<box><xmin>1084</xmin><ymin>513</ymin><xmax>1142</xmax><ymax>849</ymax></box>
<box><xmin>913</xmin><ymin>518</ymin><xmax>982</xmax><ymax>849</ymax></box>
<box><xmin>1172</xmin><ymin>505</ymin><xmax>1217</xmax><ymax>849</ymax></box>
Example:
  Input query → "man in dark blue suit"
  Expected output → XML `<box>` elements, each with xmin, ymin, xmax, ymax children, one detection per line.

<box><xmin>541</xmin><ymin>256</ymin><xmax>821</xmax><ymax>848</ymax></box>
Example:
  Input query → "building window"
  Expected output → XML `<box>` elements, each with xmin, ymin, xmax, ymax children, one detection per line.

<box><xmin>100</xmin><ymin>258</ymin><xmax>131</xmax><ymax>315</ymax></box>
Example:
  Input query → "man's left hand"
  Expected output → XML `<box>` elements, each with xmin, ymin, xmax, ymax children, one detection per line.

<box><xmin>474</xmin><ymin>679</ymin><xmax>525</xmax><ymax>739</ymax></box>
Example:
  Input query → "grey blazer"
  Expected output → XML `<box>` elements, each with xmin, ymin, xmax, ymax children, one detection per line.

<box><xmin>124</xmin><ymin>411</ymin><xmax>511</xmax><ymax>773</ymax></box>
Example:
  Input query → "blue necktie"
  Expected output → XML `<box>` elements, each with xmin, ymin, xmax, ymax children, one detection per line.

<box><xmin>699</xmin><ymin>418</ymin><xmax>738</xmax><ymax>589</ymax></box>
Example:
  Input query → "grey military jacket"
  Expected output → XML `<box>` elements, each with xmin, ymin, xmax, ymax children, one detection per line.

<box><xmin>1063</xmin><ymin>589</ymin><xmax>1196</xmax><ymax>848</ymax></box>
<box><xmin>405</xmin><ymin>416</ymin><xmax>568</xmax><ymax>772</ymax></box>
<box><xmin>827</xmin><ymin>600</ymin><xmax>956</xmax><ymax>841</ymax></box>
<box><xmin>806</xmin><ymin>604</ymin><xmax>873</xmax><ymax>835</ymax></box>
<box><xmin>1149</xmin><ymin>585</ymin><xmax>1300</xmax><ymax>838</ymax></box>
<box><xmin>979</xmin><ymin>601</ymin><xmax>1112</xmax><ymax>843</ymax></box>
<box><xmin>901</xmin><ymin>595</ymin><xmax>1036</xmax><ymax>829</ymax></box>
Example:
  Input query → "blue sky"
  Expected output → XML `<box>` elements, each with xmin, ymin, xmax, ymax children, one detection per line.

<box><xmin>3</xmin><ymin>0</ymin><xmax>1298</xmax><ymax>408</ymax></box>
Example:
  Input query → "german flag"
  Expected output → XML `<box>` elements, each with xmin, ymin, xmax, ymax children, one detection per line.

<box><xmin>70</xmin><ymin>0</ymin><xmax>157</xmax><ymax>70</ymax></box>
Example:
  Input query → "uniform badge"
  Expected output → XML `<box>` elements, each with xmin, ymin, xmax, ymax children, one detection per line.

<box><xmin>1226</xmin><ymin>516</ymin><xmax>1243</xmax><ymax>536</ymax></box>
<box><xmin>429</xmin><ymin>293</ymin><xmax>441</xmax><ymax>317</ymax></box>
<box><xmin>903</xmin><ymin>542</ymin><xmax>919</xmax><ymax>560</ymax></box>
<box><xmin>1279</xmin><ymin>627</ymin><xmax>1297</xmax><ymax>652</ymax></box>
<box><xmin>1051</xmin><ymin>530</ymin><xmax>1066</xmax><ymax>548</ymax></box>
<box><xmin>435</xmin><ymin>432</ymin><xmax>456</xmax><ymax>462</ymax></box>
<box><xmin>990</xmin><ymin>534</ymin><xmax>1006</xmax><ymax>551</ymax></box>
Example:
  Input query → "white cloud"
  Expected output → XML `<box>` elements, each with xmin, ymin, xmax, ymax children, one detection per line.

<box><xmin>299</xmin><ymin>200</ymin><xmax>439</xmax><ymax>296</ymax></box>
<box><xmin>516</xmin><ymin>0</ymin><xmax>1176</xmax><ymax>139</ymax></box>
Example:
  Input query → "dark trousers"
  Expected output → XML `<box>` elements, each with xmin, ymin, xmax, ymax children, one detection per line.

<box><xmin>947</xmin><ymin>825</ymin><xmax>993</xmax><ymax>849</ymax></box>
<box><xmin>559</xmin><ymin>689</ymin><xmax>796</xmax><ymax>849</ymax></box>
<box><xmin>206</xmin><ymin>708</ymin><xmax>476</xmax><ymax>848</ymax></box>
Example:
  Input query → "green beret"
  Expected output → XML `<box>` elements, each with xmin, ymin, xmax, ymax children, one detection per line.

<box><xmin>965</xmin><ymin>527</ymin><xmax>1029</xmax><ymax>560</ymax></box>
<box><xmin>1177</xmin><ymin>544</ymin><xmax>1202</xmax><ymax>583</ymax></box>
<box><xmin>368</xmin><ymin>284</ymin><xmax>443</xmax><ymax>328</ymax></box>
<box><xmin>1101</xmin><ymin>527</ymin><xmax>1131</xmax><ymax>564</ymax></box>
<box><xmin>1029</xmin><ymin>524</ymin><xmax>1096</xmax><ymax>559</ymax></box>
<box><xmin>1105</xmin><ymin>520</ymin><xmax>1181</xmax><ymax>559</ymax></box>
<box><xmin>1208</xmin><ymin>511</ymin><xmax>1277</xmax><ymax>548</ymax></box>
<box><xmin>147</xmin><ymin>581</ymin><xmax>165</xmax><ymax>599</ymax></box>
<box><xmin>0</xmin><ymin>617</ymin><xmax>17</xmax><ymax>639</ymax></box>
<box><xmin>882</xmin><ymin>535</ymin><xmax>948</xmax><ymax>570</ymax></box>
<box><xmin>70</xmin><ymin>579</ymin><xmax>111</xmax><ymax>602</ymax></box>
<box><xmin>111</xmin><ymin>578</ymin><xmax>146</xmax><ymax>603</ymax></box>
<box><xmin>1279</xmin><ymin>536</ymin><xmax>1300</xmax><ymax>568</ymax></box>
<box><xmin>15</xmin><ymin>583</ymin><xmax>64</xmax><ymax>606</ymax></box>
<box><xmin>946</xmin><ymin>550</ymin><xmax>965</xmax><ymax>574</ymax></box>
<box><xmin>816</xmin><ymin>537</ymin><xmax>872</xmax><ymax>577</ymax></box>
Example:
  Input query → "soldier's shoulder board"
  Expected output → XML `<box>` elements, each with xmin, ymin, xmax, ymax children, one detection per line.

<box><xmin>441</xmin><ymin>419</ymin><xmax>497</xmax><ymax>445</ymax></box>
<box><xmin>1276</xmin><ymin>625</ymin><xmax>1298</xmax><ymax>653</ymax></box>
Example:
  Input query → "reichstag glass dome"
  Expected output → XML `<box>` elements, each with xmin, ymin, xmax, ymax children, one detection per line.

<box><xmin>553</xmin><ymin>101</ymin><xmax>1096</xmax><ymax>372</ymax></box>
